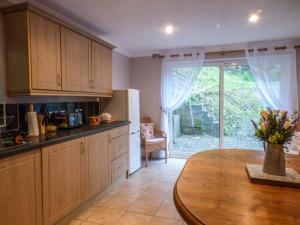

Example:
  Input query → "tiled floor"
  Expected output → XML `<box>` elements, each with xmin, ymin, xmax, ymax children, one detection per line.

<box><xmin>69</xmin><ymin>158</ymin><xmax>187</xmax><ymax>225</ymax></box>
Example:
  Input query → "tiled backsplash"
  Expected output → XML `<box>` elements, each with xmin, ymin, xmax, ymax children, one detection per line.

<box><xmin>0</xmin><ymin>101</ymin><xmax>101</xmax><ymax>133</ymax></box>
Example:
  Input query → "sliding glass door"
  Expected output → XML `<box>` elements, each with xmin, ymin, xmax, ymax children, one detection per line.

<box><xmin>170</xmin><ymin>61</ymin><xmax>263</xmax><ymax>157</ymax></box>
<box><xmin>171</xmin><ymin>65</ymin><xmax>220</xmax><ymax>156</ymax></box>
<box><xmin>223</xmin><ymin>64</ymin><xmax>263</xmax><ymax>149</ymax></box>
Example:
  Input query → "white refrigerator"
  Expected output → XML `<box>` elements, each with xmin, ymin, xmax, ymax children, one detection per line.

<box><xmin>103</xmin><ymin>89</ymin><xmax>141</xmax><ymax>174</ymax></box>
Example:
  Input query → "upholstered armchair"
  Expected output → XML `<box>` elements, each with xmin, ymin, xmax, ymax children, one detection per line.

<box><xmin>140</xmin><ymin>117</ymin><xmax>167</xmax><ymax>166</ymax></box>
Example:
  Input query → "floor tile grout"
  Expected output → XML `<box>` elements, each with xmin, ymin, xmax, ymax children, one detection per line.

<box><xmin>72</xmin><ymin>159</ymin><xmax>186</xmax><ymax>225</ymax></box>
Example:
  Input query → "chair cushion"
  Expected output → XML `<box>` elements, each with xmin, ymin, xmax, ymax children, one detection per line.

<box><xmin>146</xmin><ymin>138</ymin><xmax>165</xmax><ymax>143</ymax></box>
<box><xmin>141</xmin><ymin>122</ymin><xmax>155</xmax><ymax>139</ymax></box>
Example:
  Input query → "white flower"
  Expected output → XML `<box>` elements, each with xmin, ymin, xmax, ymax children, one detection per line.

<box><xmin>260</xmin><ymin>122</ymin><xmax>267</xmax><ymax>130</ymax></box>
<box><xmin>260</xmin><ymin>110</ymin><xmax>270</xmax><ymax>120</ymax></box>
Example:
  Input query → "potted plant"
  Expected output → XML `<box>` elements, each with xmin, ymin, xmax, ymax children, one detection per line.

<box><xmin>251</xmin><ymin>109</ymin><xmax>298</xmax><ymax>176</ymax></box>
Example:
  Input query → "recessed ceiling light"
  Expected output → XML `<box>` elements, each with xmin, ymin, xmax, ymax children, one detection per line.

<box><xmin>164</xmin><ymin>25</ymin><xmax>174</xmax><ymax>34</ymax></box>
<box><xmin>249</xmin><ymin>14</ymin><xmax>259</xmax><ymax>23</ymax></box>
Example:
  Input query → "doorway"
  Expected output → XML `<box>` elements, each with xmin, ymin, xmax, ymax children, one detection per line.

<box><xmin>170</xmin><ymin>61</ymin><xmax>264</xmax><ymax>157</ymax></box>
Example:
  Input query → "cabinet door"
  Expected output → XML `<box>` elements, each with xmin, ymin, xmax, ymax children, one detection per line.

<box><xmin>61</xmin><ymin>27</ymin><xmax>91</xmax><ymax>92</ymax></box>
<box><xmin>42</xmin><ymin>138</ymin><xmax>85</xmax><ymax>225</ymax></box>
<box><xmin>29</xmin><ymin>12</ymin><xmax>61</xmax><ymax>91</ymax></box>
<box><xmin>111</xmin><ymin>154</ymin><xmax>128</xmax><ymax>183</ymax></box>
<box><xmin>109</xmin><ymin>134</ymin><xmax>129</xmax><ymax>161</ymax></box>
<box><xmin>0</xmin><ymin>151</ymin><xmax>42</xmax><ymax>225</ymax></box>
<box><xmin>86</xmin><ymin>132</ymin><xmax>110</xmax><ymax>199</ymax></box>
<box><xmin>92</xmin><ymin>41</ymin><xmax>112</xmax><ymax>94</ymax></box>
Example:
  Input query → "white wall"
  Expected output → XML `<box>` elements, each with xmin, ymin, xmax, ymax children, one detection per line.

<box><xmin>130</xmin><ymin>57</ymin><xmax>162</xmax><ymax>127</ymax></box>
<box><xmin>112</xmin><ymin>51</ymin><xmax>130</xmax><ymax>90</ymax></box>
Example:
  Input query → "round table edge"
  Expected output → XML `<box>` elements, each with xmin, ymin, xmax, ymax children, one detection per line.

<box><xmin>173</xmin><ymin>162</ymin><xmax>205</xmax><ymax>225</ymax></box>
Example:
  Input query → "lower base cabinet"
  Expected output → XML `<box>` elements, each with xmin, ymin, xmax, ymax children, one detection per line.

<box><xmin>111</xmin><ymin>153</ymin><xmax>128</xmax><ymax>182</ymax></box>
<box><xmin>0</xmin><ymin>151</ymin><xmax>42</xmax><ymax>225</ymax></box>
<box><xmin>109</xmin><ymin>127</ymin><xmax>129</xmax><ymax>183</ymax></box>
<box><xmin>85</xmin><ymin>131</ymin><xmax>110</xmax><ymax>199</ymax></box>
<box><xmin>42</xmin><ymin>138</ymin><xmax>85</xmax><ymax>225</ymax></box>
<box><xmin>0</xmin><ymin>125</ymin><xmax>129</xmax><ymax>225</ymax></box>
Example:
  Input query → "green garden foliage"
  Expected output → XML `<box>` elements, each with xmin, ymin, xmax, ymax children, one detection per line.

<box><xmin>184</xmin><ymin>65</ymin><xmax>263</xmax><ymax>136</ymax></box>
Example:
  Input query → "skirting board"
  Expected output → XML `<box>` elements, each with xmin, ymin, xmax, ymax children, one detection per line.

<box><xmin>246</xmin><ymin>164</ymin><xmax>300</xmax><ymax>188</ymax></box>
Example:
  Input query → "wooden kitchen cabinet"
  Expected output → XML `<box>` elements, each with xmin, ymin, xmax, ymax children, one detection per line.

<box><xmin>109</xmin><ymin>126</ymin><xmax>129</xmax><ymax>182</ymax></box>
<box><xmin>3</xmin><ymin>11</ymin><xmax>61</xmax><ymax>94</ymax></box>
<box><xmin>85</xmin><ymin>132</ymin><xmax>110</xmax><ymax>199</ymax></box>
<box><xmin>111</xmin><ymin>153</ymin><xmax>128</xmax><ymax>182</ymax></box>
<box><xmin>2</xmin><ymin>3</ymin><xmax>114</xmax><ymax>97</ymax></box>
<box><xmin>0</xmin><ymin>151</ymin><xmax>42</xmax><ymax>225</ymax></box>
<box><xmin>0</xmin><ymin>125</ymin><xmax>129</xmax><ymax>225</ymax></box>
<box><xmin>110</xmin><ymin>134</ymin><xmax>129</xmax><ymax>161</ymax></box>
<box><xmin>29</xmin><ymin>12</ymin><xmax>61</xmax><ymax>91</ymax></box>
<box><xmin>42</xmin><ymin>138</ymin><xmax>85</xmax><ymax>225</ymax></box>
<box><xmin>61</xmin><ymin>27</ymin><xmax>91</xmax><ymax>93</ymax></box>
<box><xmin>92</xmin><ymin>41</ymin><xmax>112</xmax><ymax>94</ymax></box>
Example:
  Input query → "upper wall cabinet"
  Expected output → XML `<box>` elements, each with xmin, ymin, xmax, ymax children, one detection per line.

<box><xmin>29</xmin><ymin>12</ymin><xmax>61</xmax><ymax>91</ymax></box>
<box><xmin>61</xmin><ymin>27</ymin><xmax>91</xmax><ymax>93</ymax></box>
<box><xmin>92</xmin><ymin>41</ymin><xmax>112</xmax><ymax>94</ymax></box>
<box><xmin>1</xmin><ymin>3</ymin><xmax>114</xmax><ymax>97</ymax></box>
<box><xmin>3</xmin><ymin>11</ymin><xmax>61</xmax><ymax>94</ymax></box>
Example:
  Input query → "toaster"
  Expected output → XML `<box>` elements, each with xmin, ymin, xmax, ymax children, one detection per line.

<box><xmin>53</xmin><ymin>111</ymin><xmax>82</xmax><ymax>129</ymax></box>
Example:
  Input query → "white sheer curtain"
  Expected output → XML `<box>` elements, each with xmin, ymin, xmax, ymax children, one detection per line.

<box><xmin>246</xmin><ymin>47</ymin><xmax>298</xmax><ymax>114</ymax></box>
<box><xmin>160</xmin><ymin>49</ymin><xmax>205</xmax><ymax>140</ymax></box>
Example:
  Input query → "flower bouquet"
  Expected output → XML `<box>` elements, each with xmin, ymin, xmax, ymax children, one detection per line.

<box><xmin>251</xmin><ymin>108</ymin><xmax>298</xmax><ymax>176</ymax></box>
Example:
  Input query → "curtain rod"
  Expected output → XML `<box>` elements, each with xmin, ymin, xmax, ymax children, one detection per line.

<box><xmin>152</xmin><ymin>45</ymin><xmax>300</xmax><ymax>58</ymax></box>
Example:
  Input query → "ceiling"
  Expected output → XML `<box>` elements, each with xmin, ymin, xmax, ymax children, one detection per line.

<box><xmin>5</xmin><ymin>0</ymin><xmax>300</xmax><ymax>57</ymax></box>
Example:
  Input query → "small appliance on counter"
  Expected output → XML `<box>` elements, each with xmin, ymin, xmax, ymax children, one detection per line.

<box><xmin>52</xmin><ymin>110</ymin><xmax>82</xmax><ymax>129</ymax></box>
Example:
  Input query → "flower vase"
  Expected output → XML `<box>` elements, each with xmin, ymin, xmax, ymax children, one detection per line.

<box><xmin>263</xmin><ymin>143</ymin><xmax>286</xmax><ymax>176</ymax></box>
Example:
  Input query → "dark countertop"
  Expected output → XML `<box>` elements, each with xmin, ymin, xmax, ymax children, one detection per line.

<box><xmin>0</xmin><ymin>121</ymin><xmax>130</xmax><ymax>159</ymax></box>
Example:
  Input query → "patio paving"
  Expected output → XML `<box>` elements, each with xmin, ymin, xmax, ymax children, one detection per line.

<box><xmin>170</xmin><ymin>134</ymin><xmax>263</xmax><ymax>153</ymax></box>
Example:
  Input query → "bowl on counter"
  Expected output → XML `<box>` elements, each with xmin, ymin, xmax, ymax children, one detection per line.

<box><xmin>89</xmin><ymin>116</ymin><xmax>101</xmax><ymax>126</ymax></box>
<box><xmin>46</xmin><ymin>124</ymin><xmax>58</xmax><ymax>132</ymax></box>
<box><xmin>99</xmin><ymin>113</ymin><xmax>112</xmax><ymax>123</ymax></box>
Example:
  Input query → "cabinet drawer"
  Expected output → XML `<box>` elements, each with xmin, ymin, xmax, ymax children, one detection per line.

<box><xmin>109</xmin><ymin>125</ymin><xmax>128</xmax><ymax>139</ymax></box>
<box><xmin>111</xmin><ymin>154</ymin><xmax>127</xmax><ymax>182</ymax></box>
<box><xmin>110</xmin><ymin>134</ymin><xmax>128</xmax><ymax>160</ymax></box>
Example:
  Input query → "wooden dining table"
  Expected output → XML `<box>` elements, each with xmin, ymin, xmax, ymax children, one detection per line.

<box><xmin>173</xmin><ymin>150</ymin><xmax>300</xmax><ymax>225</ymax></box>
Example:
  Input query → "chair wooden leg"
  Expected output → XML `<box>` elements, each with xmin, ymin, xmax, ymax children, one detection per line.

<box><xmin>145</xmin><ymin>151</ymin><xmax>149</xmax><ymax>167</ymax></box>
